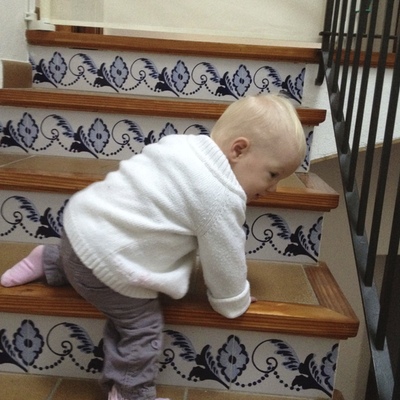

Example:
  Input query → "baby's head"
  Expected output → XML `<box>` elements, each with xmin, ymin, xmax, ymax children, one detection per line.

<box><xmin>211</xmin><ymin>94</ymin><xmax>306</xmax><ymax>201</ymax></box>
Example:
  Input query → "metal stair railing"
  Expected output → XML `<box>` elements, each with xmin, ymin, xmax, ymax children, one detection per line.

<box><xmin>317</xmin><ymin>0</ymin><xmax>400</xmax><ymax>399</ymax></box>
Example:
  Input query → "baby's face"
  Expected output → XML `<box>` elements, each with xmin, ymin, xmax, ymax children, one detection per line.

<box><xmin>230</xmin><ymin>139</ymin><xmax>301</xmax><ymax>202</ymax></box>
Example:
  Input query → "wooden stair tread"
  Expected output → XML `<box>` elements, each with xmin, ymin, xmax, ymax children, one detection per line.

<box><xmin>249</xmin><ymin>172</ymin><xmax>339</xmax><ymax>211</ymax></box>
<box><xmin>0</xmin><ymin>153</ymin><xmax>338</xmax><ymax>211</ymax></box>
<box><xmin>27</xmin><ymin>30</ymin><xmax>321</xmax><ymax>64</ymax></box>
<box><xmin>0</xmin><ymin>243</ymin><xmax>358</xmax><ymax>339</ymax></box>
<box><xmin>0</xmin><ymin>88</ymin><xmax>327</xmax><ymax>126</ymax></box>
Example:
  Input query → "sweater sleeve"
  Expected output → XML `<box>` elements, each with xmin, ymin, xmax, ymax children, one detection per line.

<box><xmin>197</xmin><ymin>198</ymin><xmax>251</xmax><ymax>319</ymax></box>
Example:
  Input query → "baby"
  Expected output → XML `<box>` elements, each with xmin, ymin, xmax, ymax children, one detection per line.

<box><xmin>1</xmin><ymin>94</ymin><xmax>305</xmax><ymax>400</ymax></box>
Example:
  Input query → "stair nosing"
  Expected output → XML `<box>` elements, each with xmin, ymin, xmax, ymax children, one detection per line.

<box><xmin>26</xmin><ymin>30</ymin><xmax>321</xmax><ymax>64</ymax></box>
<box><xmin>0</xmin><ymin>259</ymin><xmax>358</xmax><ymax>340</ymax></box>
<box><xmin>248</xmin><ymin>172</ymin><xmax>339</xmax><ymax>211</ymax></box>
<box><xmin>0</xmin><ymin>155</ymin><xmax>339</xmax><ymax>211</ymax></box>
<box><xmin>0</xmin><ymin>88</ymin><xmax>327</xmax><ymax>126</ymax></box>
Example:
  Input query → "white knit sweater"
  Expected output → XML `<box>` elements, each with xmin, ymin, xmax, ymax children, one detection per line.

<box><xmin>63</xmin><ymin>134</ymin><xmax>250</xmax><ymax>318</ymax></box>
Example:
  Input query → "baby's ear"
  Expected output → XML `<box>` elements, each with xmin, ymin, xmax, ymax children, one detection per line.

<box><xmin>228</xmin><ymin>137</ymin><xmax>250</xmax><ymax>162</ymax></box>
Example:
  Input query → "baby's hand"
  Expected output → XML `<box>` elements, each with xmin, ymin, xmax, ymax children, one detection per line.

<box><xmin>251</xmin><ymin>296</ymin><xmax>257</xmax><ymax>303</ymax></box>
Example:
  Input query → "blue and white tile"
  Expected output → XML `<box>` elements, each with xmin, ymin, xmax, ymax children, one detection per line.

<box><xmin>0</xmin><ymin>106</ymin><xmax>312</xmax><ymax>171</ymax></box>
<box><xmin>0</xmin><ymin>106</ymin><xmax>213</xmax><ymax>160</ymax></box>
<box><xmin>227</xmin><ymin>329</ymin><xmax>338</xmax><ymax>398</ymax></box>
<box><xmin>0</xmin><ymin>310</ymin><xmax>338</xmax><ymax>397</ymax></box>
<box><xmin>0</xmin><ymin>190</ymin><xmax>66</xmax><ymax>244</ymax></box>
<box><xmin>28</xmin><ymin>46</ymin><xmax>306</xmax><ymax>104</ymax></box>
<box><xmin>0</xmin><ymin>190</ymin><xmax>322</xmax><ymax>266</ymax></box>
<box><xmin>158</xmin><ymin>324</ymin><xmax>338</xmax><ymax>398</ymax></box>
<box><xmin>245</xmin><ymin>207</ymin><xmax>323</xmax><ymax>264</ymax></box>
<box><xmin>0</xmin><ymin>313</ymin><xmax>104</xmax><ymax>379</ymax></box>
<box><xmin>158</xmin><ymin>324</ymin><xmax>236</xmax><ymax>391</ymax></box>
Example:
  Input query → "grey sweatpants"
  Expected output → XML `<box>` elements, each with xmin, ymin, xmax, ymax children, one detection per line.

<box><xmin>43</xmin><ymin>235</ymin><xmax>164</xmax><ymax>400</ymax></box>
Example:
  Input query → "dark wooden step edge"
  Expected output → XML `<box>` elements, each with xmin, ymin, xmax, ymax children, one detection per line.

<box><xmin>0</xmin><ymin>262</ymin><xmax>358</xmax><ymax>340</ymax></box>
<box><xmin>0</xmin><ymin>156</ymin><xmax>338</xmax><ymax>211</ymax></box>
<box><xmin>339</xmin><ymin>49</ymin><xmax>396</xmax><ymax>69</ymax></box>
<box><xmin>0</xmin><ymin>88</ymin><xmax>327</xmax><ymax>126</ymax></box>
<box><xmin>27</xmin><ymin>30</ymin><xmax>396</xmax><ymax>70</ymax></box>
<box><xmin>248</xmin><ymin>172</ymin><xmax>339</xmax><ymax>211</ymax></box>
<box><xmin>26</xmin><ymin>30</ymin><xmax>321</xmax><ymax>64</ymax></box>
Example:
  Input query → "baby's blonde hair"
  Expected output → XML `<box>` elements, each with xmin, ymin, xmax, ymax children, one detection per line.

<box><xmin>211</xmin><ymin>94</ymin><xmax>306</xmax><ymax>164</ymax></box>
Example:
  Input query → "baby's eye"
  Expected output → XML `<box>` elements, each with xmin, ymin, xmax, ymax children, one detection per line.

<box><xmin>270</xmin><ymin>172</ymin><xmax>279</xmax><ymax>179</ymax></box>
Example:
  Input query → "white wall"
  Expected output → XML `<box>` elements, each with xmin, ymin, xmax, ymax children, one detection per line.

<box><xmin>40</xmin><ymin>0</ymin><xmax>325</xmax><ymax>43</ymax></box>
<box><xmin>307</xmin><ymin>64</ymin><xmax>400</xmax><ymax>163</ymax></box>
<box><xmin>0</xmin><ymin>0</ymin><xmax>29</xmax><ymax>87</ymax></box>
<box><xmin>311</xmin><ymin>157</ymin><xmax>370</xmax><ymax>400</ymax></box>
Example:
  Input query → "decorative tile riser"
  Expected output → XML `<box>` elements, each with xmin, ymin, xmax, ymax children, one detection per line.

<box><xmin>246</xmin><ymin>207</ymin><xmax>322</xmax><ymax>264</ymax></box>
<box><xmin>0</xmin><ymin>190</ymin><xmax>323</xmax><ymax>264</ymax></box>
<box><xmin>0</xmin><ymin>106</ymin><xmax>313</xmax><ymax>172</ymax></box>
<box><xmin>28</xmin><ymin>46</ymin><xmax>306</xmax><ymax>104</ymax></box>
<box><xmin>0</xmin><ymin>312</ymin><xmax>337</xmax><ymax>399</ymax></box>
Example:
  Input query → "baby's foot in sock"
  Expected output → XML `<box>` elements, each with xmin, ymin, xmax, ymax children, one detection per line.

<box><xmin>1</xmin><ymin>245</ymin><xmax>45</xmax><ymax>287</ymax></box>
<box><xmin>108</xmin><ymin>385</ymin><xmax>118</xmax><ymax>400</ymax></box>
<box><xmin>108</xmin><ymin>385</ymin><xmax>170</xmax><ymax>400</ymax></box>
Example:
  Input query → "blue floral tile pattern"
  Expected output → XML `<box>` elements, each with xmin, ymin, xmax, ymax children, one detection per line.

<box><xmin>0</xmin><ymin>316</ymin><xmax>338</xmax><ymax>398</ymax></box>
<box><xmin>0</xmin><ymin>108</ymin><xmax>312</xmax><ymax>171</ymax></box>
<box><xmin>0</xmin><ymin>109</ymin><xmax>212</xmax><ymax>160</ymax></box>
<box><xmin>0</xmin><ymin>192</ymin><xmax>321</xmax><ymax>262</ymax></box>
<box><xmin>245</xmin><ymin>208</ymin><xmax>323</xmax><ymax>263</ymax></box>
<box><xmin>0</xmin><ymin>318</ymin><xmax>103</xmax><ymax>376</ymax></box>
<box><xmin>12</xmin><ymin>320</ymin><xmax>44</xmax><ymax>367</ymax></box>
<box><xmin>0</xmin><ymin>191</ymin><xmax>67</xmax><ymax>244</ymax></box>
<box><xmin>161</xmin><ymin>329</ymin><xmax>337</xmax><ymax>397</ymax></box>
<box><xmin>28</xmin><ymin>46</ymin><xmax>306</xmax><ymax>103</ymax></box>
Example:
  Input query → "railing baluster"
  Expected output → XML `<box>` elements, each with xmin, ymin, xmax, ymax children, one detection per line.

<box><xmin>333</xmin><ymin>0</ymin><xmax>349</xmax><ymax>94</ymax></box>
<box><xmin>363</xmin><ymin>0</ymin><xmax>397</xmax><ymax>286</ymax></box>
<box><xmin>357</xmin><ymin>0</ymin><xmax>393</xmax><ymax>239</ymax></box>
<box><xmin>348</xmin><ymin>0</ymin><xmax>378</xmax><ymax>193</ymax></box>
<box><xmin>391</xmin><ymin>255</ymin><xmax>400</xmax><ymax>400</ymax></box>
<box><xmin>340</xmin><ymin>0</ymin><xmax>364</xmax><ymax>156</ymax></box>
<box><xmin>374</xmin><ymin>35</ymin><xmax>400</xmax><ymax>343</ymax></box>
<box><xmin>316</xmin><ymin>0</ymin><xmax>336</xmax><ymax>85</ymax></box>
<box><xmin>376</xmin><ymin>170</ymin><xmax>400</xmax><ymax>350</ymax></box>
<box><xmin>320</xmin><ymin>0</ymin><xmax>400</xmax><ymax>398</ymax></box>
<box><xmin>328</xmin><ymin>0</ymin><xmax>342</xmax><ymax>69</ymax></box>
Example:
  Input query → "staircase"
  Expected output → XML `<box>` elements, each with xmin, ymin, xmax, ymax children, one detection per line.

<box><xmin>0</xmin><ymin>29</ymin><xmax>358</xmax><ymax>399</ymax></box>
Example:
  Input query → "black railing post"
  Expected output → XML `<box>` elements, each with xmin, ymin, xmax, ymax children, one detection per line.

<box><xmin>316</xmin><ymin>0</ymin><xmax>336</xmax><ymax>85</ymax></box>
<box><xmin>363</xmin><ymin>0</ymin><xmax>397</xmax><ymax>286</ymax></box>
<box><xmin>342</xmin><ymin>0</ymin><xmax>369</xmax><ymax>156</ymax></box>
<box><xmin>374</xmin><ymin>30</ymin><xmax>400</xmax><ymax>351</ymax></box>
<box><xmin>347</xmin><ymin>0</ymin><xmax>378</xmax><ymax>193</ymax></box>
<box><xmin>319</xmin><ymin>0</ymin><xmax>400</xmax><ymax>398</ymax></box>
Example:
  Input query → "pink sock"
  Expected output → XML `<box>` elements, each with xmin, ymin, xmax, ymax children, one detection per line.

<box><xmin>108</xmin><ymin>385</ymin><xmax>170</xmax><ymax>400</ymax></box>
<box><xmin>1</xmin><ymin>245</ymin><xmax>45</xmax><ymax>287</ymax></box>
<box><xmin>108</xmin><ymin>385</ymin><xmax>118</xmax><ymax>400</ymax></box>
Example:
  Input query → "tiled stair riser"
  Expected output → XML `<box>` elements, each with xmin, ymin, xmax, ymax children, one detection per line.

<box><xmin>0</xmin><ymin>190</ymin><xmax>323</xmax><ymax>264</ymax></box>
<box><xmin>0</xmin><ymin>191</ymin><xmax>66</xmax><ymax>245</ymax></box>
<box><xmin>28</xmin><ymin>46</ymin><xmax>306</xmax><ymax>104</ymax></box>
<box><xmin>246</xmin><ymin>207</ymin><xmax>322</xmax><ymax>264</ymax></box>
<box><xmin>0</xmin><ymin>312</ymin><xmax>337</xmax><ymax>399</ymax></box>
<box><xmin>0</xmin><ymin>106</ymin><xmax>313</xmax><ymax>172</ymax></box>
